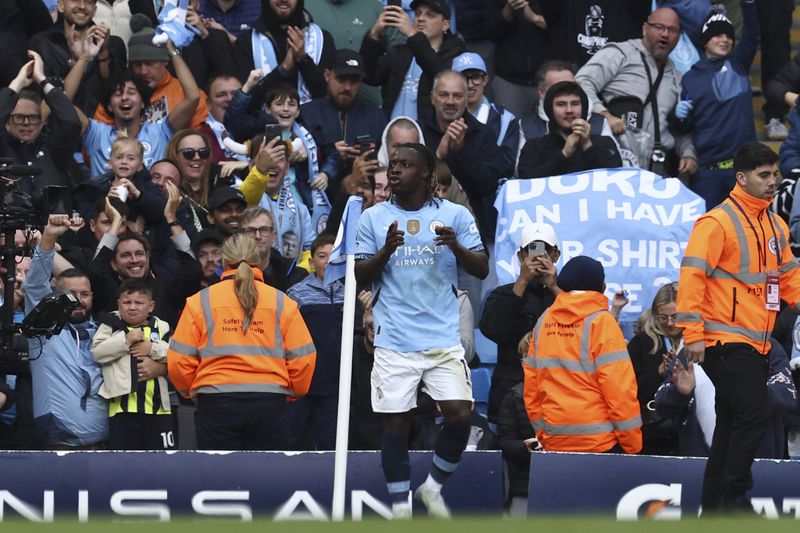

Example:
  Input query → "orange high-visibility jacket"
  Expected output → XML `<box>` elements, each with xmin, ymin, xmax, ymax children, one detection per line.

<box><xmin>167</xmin><ymin>267</ymin><xmax>316</xmax><ymax>399</ymax></box>
<box><xmin>523</xmin><ymin>290</ymin><xmax>642</xmax><ymax>454</ymax></box>
<box><xmin>676</xmin><ymin>184</ymin><xmax>800</xmax><ymax>354</ymax></box>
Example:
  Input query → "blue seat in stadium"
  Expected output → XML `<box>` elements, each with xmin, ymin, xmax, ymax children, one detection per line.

<box><xmin>474</xmin><ymin>328</ymin><xmax>497</xmax><ymax>365</ymax></box>
<box><xmin>471</xmin><ymin>366</ymin><xmax>492</xmax><ymax>403</ymax></box>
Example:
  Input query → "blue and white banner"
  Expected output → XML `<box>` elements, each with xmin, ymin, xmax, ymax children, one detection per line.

<box><xmin>0</xmin><ymin>450</ymin><xmax>502</xmax><ymax>522</ymax></box>
<box><xmin>494</xmin><ymin>168</ymin><xmax>704</xmax><ymax>323</ymax></box>
<box><xmin>529</xmin><ymin>452</ymin><xmax>800</xmax><ymax>519</ymax></box>
<box><xmin>323</xmin><ymin>196</ymin><xmax>363</xmax><ymax>287</ymax></box>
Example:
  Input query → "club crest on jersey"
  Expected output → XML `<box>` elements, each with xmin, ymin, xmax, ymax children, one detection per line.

<box><xmin>768</xmin><ymin>237</ymin><xmax>779</xmax><ymax>255</ymax></box>
<box><xmin>429</xmin><ymin>220</ymin><xmax>444</xmax><ymax>233</ymax></box>
<box><xmin>407</xmin><ymin>219</ymin><xmax>420</xmax><ymax>235</ymax></box>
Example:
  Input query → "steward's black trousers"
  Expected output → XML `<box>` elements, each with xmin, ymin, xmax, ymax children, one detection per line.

<box><xmin>701</xmin><ymin>343</ymin><xmax>770</xmax><ymax>511</ymax></box>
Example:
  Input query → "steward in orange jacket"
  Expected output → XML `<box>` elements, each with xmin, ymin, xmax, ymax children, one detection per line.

<box><xmin>167</xmin><ymin>267</ymin><xmax>316</xmax><ymax>400</ymax></box>
<box><xmin>523</xmin><ymin>256</ymin><xmax>642</xmax><ymax>454</ymax></box>
<box><xmin>677</xmin><ymin>184</ymin><xmax>800</xmax><ymax>356</ymax></box>
<box><xmin>676</xmin><ymin>143</ymin><xmax>800</xmax><ymax>511</ymax></box>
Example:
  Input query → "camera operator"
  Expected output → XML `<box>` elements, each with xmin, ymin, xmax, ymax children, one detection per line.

<box><xmin>24</xmin><ymin>214</ymin><xmax>108</xmax><ymax>449</ymax></box>
<box><xmin>1</xmin><ymin>50</ymin><xmax>82</xmax><ymax>194</ymax></box>
<box><xmin>518</xmin><ymin>81</ymin><xmax>621</xmax><ymax>179</ymax></box>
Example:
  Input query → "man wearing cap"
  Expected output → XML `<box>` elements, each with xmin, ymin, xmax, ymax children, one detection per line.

<box><xmin>300</xmin><ymin>49</ymin><xmax>387</xmax><ymax>195</ymax></box>
<box><xmin>90</xmin><ymin>14</ymin><xmax>209</xmax><ymax>130</ymax></box>
<box><xmin>30</xmin><ymin>0</ymin><xmax>126</xmax><ymax>116</ymax></box>
<box><xmin>523</xmin><ymin>255</ymin><xmax>642</xmax><ymax>454</ymax></box>
<box><xmin>451</xmin><ymin>51</ymin><xmax>518</xmax><ymax>173</ymax></box>
<box><xmin>479</xmin><ymin>222</ymin><xmax>559</xmax><ymax>424</ymax></box>
<box><xmin>206</xmin><ymin>186</ymin><xmax>247</xmax><ymax>237</ymax></box>
<box><xmin>518</xmin><ymin>81</ymin><xmax>621</xmax><ymax>179</ymax></box>
<box><xmin>575</xmin><ymin>7</ymin><xmax>697</xmax><ymax>177</ymax></box>
<box><xmin>670</xmin><ymin>2</ymin><xmax>759</xmax><ymax>211</ymax></box>
<box><xmin>360</xmin><ymin>0</ymin><xmax>465</xmax><ymax>121</ymax></box>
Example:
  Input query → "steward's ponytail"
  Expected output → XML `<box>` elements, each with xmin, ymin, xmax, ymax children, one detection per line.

<box><xmin>220</xmin><ymin>233</ymin><xmax>261</xmax><ymax>333</ymax></box>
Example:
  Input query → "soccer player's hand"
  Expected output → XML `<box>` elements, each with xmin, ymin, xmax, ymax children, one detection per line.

<box><xmin>384</xmin><ymin>221</ymin><xmax>405</xmax><ymax>254</ymax></box>
<box><xmin>434</xmin><ymin>225</ymin><xmax>459</xmax><ymax>249</ymax></box>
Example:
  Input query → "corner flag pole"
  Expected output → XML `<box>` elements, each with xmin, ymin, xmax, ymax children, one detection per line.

<box><xmin>327</xmin><ymin>197</ymin><xmax>362</xmax><ymax>521</ymax></box>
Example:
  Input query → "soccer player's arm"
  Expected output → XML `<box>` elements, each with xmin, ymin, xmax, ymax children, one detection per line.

<box><xmin>452</xmin><ymin>207</ymin><xmax>489</xmax><ymax>280</ymax></box>
<box><xmin>167</xmin><ymin>299</ymin><xmax>203</xmax><ymax>399</ymax></box>
<box><xmin>676</xmin><ymin>216</ymin><xmax>724</xmax><ymax>346</ymax></box>
<box><xmin>593</xmin><ymin>315</ymin><xmax>642</xmax><ymax>454</ymax></box>
<box><xmin>281</xmin><ymin>297</ymin><xmax>317</xmax><ymax>398</ymax></box>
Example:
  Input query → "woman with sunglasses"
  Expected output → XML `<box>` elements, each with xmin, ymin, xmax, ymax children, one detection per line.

<box><xmin>626</xmin><ymin>281</ymin><xmax>682</xmax><ymax>456</ymax></box>
<box><xmin>164</xmin><ymin>130</ymin><xmax>219</xmax><ymax>209</ymax></box>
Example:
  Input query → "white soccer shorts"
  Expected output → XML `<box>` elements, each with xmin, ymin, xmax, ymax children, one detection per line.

<box><xmin>371</xmin><ymin>344</ymin><xmax>473</xmax><ymax>413</ymax></box>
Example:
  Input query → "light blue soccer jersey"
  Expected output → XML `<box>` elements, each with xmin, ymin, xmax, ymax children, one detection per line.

<box><xmin>356</xmin><ymin>199</ymin><xmax>484</xmax><ymax>352</ymax></box>
<box><xmin>82</xmin><ymin>119</ymin><xmax>173</xmax><ymax>176</ymax></box>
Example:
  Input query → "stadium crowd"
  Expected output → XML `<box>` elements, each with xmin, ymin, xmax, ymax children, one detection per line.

<box><xmin>1</xmin><ymin>0</ymin><xmax>800</xmax><ymax>517</ymax></box>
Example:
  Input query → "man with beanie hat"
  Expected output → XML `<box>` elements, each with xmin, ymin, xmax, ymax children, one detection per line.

<box><xmin>90</xmin><ymin>14</ymin><xmax>209</xmax><ymax>129</ymax></box>
<box><xmin>518</xmin><ymin>81</ymin><xmax>621</xmax><ymax>179</ymax></box>
<box><xmin>523</xmin><ymin>255</ymin><xmax>642</xmax><ymax>454</ymax></box>
<box><xmin>29</xmin><ymin>0</ymin><xmax>126</xmax><ymax>116</ymax></box>
<box><xmin>671</xmin><ymin>1</ymin><xmax>759</xmax><ymax>211</ymax></box>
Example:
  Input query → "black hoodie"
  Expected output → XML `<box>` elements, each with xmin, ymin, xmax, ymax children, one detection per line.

<box><xmin>518</xmin><ymin>82</ymin><xmax>621</xmax><ymax>179</ymax></box>
<box><xmin>212</xmin><ymin>0</ymin><xmax>335</xmax><ymax>99</ymax></box>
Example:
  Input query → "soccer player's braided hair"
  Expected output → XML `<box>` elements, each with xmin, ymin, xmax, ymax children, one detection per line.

<box><xmin>395</xmin><ymin>142</ymin><xmax>439</xmax><ymax>205</ymax></box>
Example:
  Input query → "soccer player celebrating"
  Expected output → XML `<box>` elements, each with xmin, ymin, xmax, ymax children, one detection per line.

<box><xmin>355</xmin><ymin>143</ymin><xmax>488</xmax><ymax>518</ymax></box>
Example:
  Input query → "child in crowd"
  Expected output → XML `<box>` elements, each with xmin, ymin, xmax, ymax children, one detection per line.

<box><xmin>91</xmin><ymin>278</ymin><xmax>176</xmax><ymax>450</ymax></box>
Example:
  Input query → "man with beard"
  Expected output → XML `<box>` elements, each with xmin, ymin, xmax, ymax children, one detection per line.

<box><xmin>216</xmin><ymin>0</ymin><xmax>336</xmax><ymax>104</ymax></box>
<box><xmin>30</xmin><ymin>0</ymin><xmax>126</xmax><ymax>116</ymax></box>
<box><xmin>206</xmin><ymin>186</ymin><xmax>247</xmax><ymax>237</ymax></box>
<box><xmin>575</xmin><ymin>7</ymin><xmax>697</xmax><ymax>177</ymax></box>
<box><xmin>517</xmin><ymin>81</ymin><xmax>621</xmax><ymax>179</ymax></box>
<box><xmin>301</xmin><ymin>49</ymin><xmax>387</xmax><ymax>197</ymax></box>
<box><xmin>25</xmin><ymin>214</ymin><xmax>108</xmax><ymax>449</ymax></box>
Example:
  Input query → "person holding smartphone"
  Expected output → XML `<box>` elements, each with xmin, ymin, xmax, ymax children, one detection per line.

<box><xmin>479</xmin><ymin>223</ymin><xmax>559</xmax><ymax>425</ymax></box>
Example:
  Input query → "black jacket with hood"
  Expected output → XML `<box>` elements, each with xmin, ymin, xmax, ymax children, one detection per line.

<box><xmin>518</xmin><ymin>81</ymin><xmax>621</xmax><ymax>178</ymax></box>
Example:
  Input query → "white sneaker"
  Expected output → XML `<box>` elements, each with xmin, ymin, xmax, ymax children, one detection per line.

<box><xmin>766</xmin><ymin>118</ymin><xmax>789</xmax><ymax>140</ymax></box>
<box><xmin>414</xmin><ymin>485</ymin><xmax>451</xmax><ymax>519</ymax></box>
<box><xmin>391</xmin><ymin>502</ymin><xmax>412</xmax><ymax>520</ymax></box>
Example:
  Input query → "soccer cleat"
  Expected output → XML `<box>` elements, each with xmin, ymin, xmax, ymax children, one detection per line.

<box><xmin>391</xmin><ymin>502</ymin><xmax>412</xmax><ymax>520</ymax></box>
<box><xmin>414</xmin><ymin>485</ymin><xmax>451</xmax><ymax>519</ymax></box>
<box><xmin>765</xmin><ymin>118</ymin><xmax>788</xmax><ymax>141</ymax></box>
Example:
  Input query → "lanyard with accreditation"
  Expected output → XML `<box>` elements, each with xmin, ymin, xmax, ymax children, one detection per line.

<box><xmin>728</xmin><ymin>196</ymin><xmax>782</xmax><ymax>311</ymax></box>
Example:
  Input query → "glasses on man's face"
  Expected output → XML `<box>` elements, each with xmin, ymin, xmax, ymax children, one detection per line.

<box><xmin>10</xmin><ymin>114</ymin><xmax>42</xmax><ymax>125</ymax></box>
<box><xmin>645</xmin><ymin>21</ymin><xmax>680</xmax><ymax>35</ymax></box>
<box><xmin>240</xmin><ymin>226</ymin><xmax>274</xmax><ymax>237</ymax></box>
<box><xmin>179</xmin><ymin>147</ymin><xmax>211</xmax><ymax>160</ymax></box>
<box><xmin>464</xmin><ymin>73</ymin><xmax>486</xmax><ymax>86</ymax></box>
<box><xmin>656</xmin><ymin>314</ymin><xmax>678</xmax><ymax>323</ymax></box>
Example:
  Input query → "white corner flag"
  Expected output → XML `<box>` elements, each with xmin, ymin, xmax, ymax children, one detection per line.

<box><xmin>328</xmin><ymin>196</ymin><xmax>362</xmax><ymax>521</ymax></box>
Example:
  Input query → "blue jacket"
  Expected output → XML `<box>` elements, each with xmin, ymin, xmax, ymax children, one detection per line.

<box><xmin>655</xmin><ymin>343</ymin><xmax>796</xmax><ymax>459</ymax></box>
<box><xmin>25</xmin><ymin>246</ymin><xmax>108</xmax><ymax>446</ymax></box>
<box><xmin>674</xmin><ymin>0</ymin><xmax>759</xmax><ymax>165</ymax></box>
<box><xmin>300</xmin><ymin>94</ymin><xmax>387</xmax><ymax>183</ymax></box>
<box><xmin>287</xmin><ymin>274</ymin><xmax>344</xmax><ymax>396</ymax></box>
<box><xmin>780</xmin><ymin>108</ymin><xmax>800</xmax><ymax>179</ymax></box>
